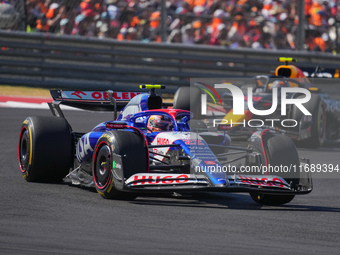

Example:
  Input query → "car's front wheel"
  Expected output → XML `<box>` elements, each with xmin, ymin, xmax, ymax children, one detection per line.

<box><xmin>92</xmin><ymin>130</ymin><xmax>148</xmax><ymax>199</ymax></box>
<box><xmin>248</xmin><ymin>133</ymin><xmax>300</xmax><ymax>205</ymax></box>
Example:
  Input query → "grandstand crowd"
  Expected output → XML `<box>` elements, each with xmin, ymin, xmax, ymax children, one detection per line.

<box><xmin>17</xmin><ymin>0</ymin><xmax>340</xmax><ymax>52</ymax></box>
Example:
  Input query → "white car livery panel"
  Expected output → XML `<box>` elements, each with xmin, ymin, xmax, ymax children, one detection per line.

<box><xmin>150</xmin><ymin>132</ymin><xmax>218</xmax><ymax>163</ymax></box>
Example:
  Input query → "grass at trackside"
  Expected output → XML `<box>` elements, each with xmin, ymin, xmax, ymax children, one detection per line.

<box><xmin>0</xmin><ymin>85</ymin><xmax>51</xmax><ymax>97</ymax></box>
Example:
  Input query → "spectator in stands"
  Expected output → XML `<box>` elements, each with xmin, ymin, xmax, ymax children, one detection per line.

<box><xmin>167</xmin><ymin>29</ymin><xmax>182</xmax><ymax>43</ymax></box>
<box><xmin>252</xmin><ymin>32</ymin><xmax>275</xmax><ymax>49</ymax></box>
<box><xmin>17</xmin><ymin>0</ymin><xmax>340</xmax><ymax>53</ymax></box>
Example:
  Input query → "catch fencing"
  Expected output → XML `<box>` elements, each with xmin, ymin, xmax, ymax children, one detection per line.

<box><xmin>0</xmin><ymin>30</ymin><xmax>339</xmax><ymax>93</ymax></box>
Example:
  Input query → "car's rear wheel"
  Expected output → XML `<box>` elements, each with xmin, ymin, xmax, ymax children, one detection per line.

<box><xmin>18</xmin><ymin>116</ymin><xmax>73</xmax><ymax>182</ymax></box>
<box><xmin>292</xmin><ymin>94</ymin><xmax>326</xmax><ymax>148</ymax></box>
<box><xmin>248</xmin><ymin>133</ymin><xmax>300</xmax><ymax>205</ymax></box>
<box><xmin>173</xmin><ymin>86</ymin><xmax>201</xmax><ymax>118</ymax></box>
<box><xmin>92</xmin><ymin>130</ymin><xmax>148</xmax><ymax>199</ymax></box>
<box><xmin>188</xmin><ymin>119</ymin><xmax>207</xmax><ymax>130</ymax></box>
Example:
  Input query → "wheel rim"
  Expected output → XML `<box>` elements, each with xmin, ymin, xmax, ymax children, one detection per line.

<box><xmin>94</xmin><ymin>144</ymin><xmax>111</xmax><ymax>189</ymax></box>
<box><xmin>19</xmin><ymin>128</ymin><xmax>30</xmax><ymax>172</ymax></box>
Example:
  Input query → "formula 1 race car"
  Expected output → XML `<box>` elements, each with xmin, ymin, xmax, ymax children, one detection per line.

<box><xmin>18</xmin><ymin>85</ymin><xmax>312</xmax><ymax>205</ymax></box>
<box><xmin>175</xmin><ymin>58</ymin><xmax>340</xmax><ymax>148</ymax></box>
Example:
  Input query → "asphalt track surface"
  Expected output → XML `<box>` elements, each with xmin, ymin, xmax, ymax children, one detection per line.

<box><xmin>1</xmin><ymin>107</ymin><xmax>340</xmax><ymax>255</ymax></box>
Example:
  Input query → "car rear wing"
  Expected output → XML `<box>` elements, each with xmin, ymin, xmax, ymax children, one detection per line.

<box><xmin>48</xmin><ymin>90</ymin><xmax>141</xmax><ymax>118</ymax></box>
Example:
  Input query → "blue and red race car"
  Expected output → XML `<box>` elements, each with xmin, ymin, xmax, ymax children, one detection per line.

<box><xmin>18</xmin><ymin>85</ymin><xmax>312</xmax><ymax>205</ymax></box>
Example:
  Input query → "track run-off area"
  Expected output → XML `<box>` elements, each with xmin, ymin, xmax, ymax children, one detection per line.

<box><xmin>1</xmin><ymin>107</ymin><xmax>340</xmax><ymax>254</ymax></box>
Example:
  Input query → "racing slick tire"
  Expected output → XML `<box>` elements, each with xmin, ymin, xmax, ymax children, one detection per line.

<box><xmin>249</xmin><ymin>192</ymin><xmax>294</xmax><ymax>206</ymax></box>
<box><xmin>173</xmin><ymin>86</ymin><xmax>201</xmax><ymax>118</ymax></box>
<box><xmin>18</xmin><ymin>116</ymin><xmax>73</xmax><ymax>182</ymax></box>
<box><xmin>248</xmin><ymin>133</ymin><xmax>300</xmax><ymax>205</ymax></box>
<box><xmin>292</xmin><ymin>93</ymin><xmax>326</xmax><ymax>148</ymax></box>
<box><xmin>92</xmin><ymin>130</ymin><xmax>148</xmax><ymax>200</ymax></box>
<box><xmin>189</xmin><ymin>119</ymin><xmax>207</xmax><ymax>130</ymax></box>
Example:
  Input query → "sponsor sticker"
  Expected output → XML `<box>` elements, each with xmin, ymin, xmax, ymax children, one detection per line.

<box><xmin>61</xmin><ymin>91</ymin><xmax>140</xmax><ymax>101</ymax></box>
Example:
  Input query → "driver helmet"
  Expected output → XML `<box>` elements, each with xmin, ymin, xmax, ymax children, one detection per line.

<box><xmin>147</xmin><ymin>115</ymin><xmax>173</xmax><ymax>132</ymax></box>
<box><xmin>268</xmin><ymin>80</ymin><xmax>287</xmax><ymax>90</ymax></box>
